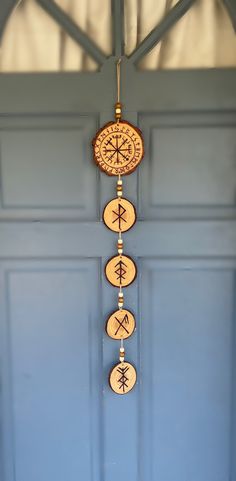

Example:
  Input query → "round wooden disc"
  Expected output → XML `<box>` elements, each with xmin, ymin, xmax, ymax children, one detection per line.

<box><xmin>103</xmin><ymin>197</ymin><xmax>136</xmax><ymax>233</ymax></box>
<box><xmin>92</xmin><ymin>120</ymin><xmax>144</xmax><ymax>176</ymax></box>
<box><xmin>106</xmin><ymin>309</ymin><xmax>136</xmax><ymax>340</ymax></box>
<box><xmin>109</xmin><ymin>361</ymin><xmax>137</xmax><ymax>394</ymax></box>
<box><xmin>105</xmin><ymin>254</ymin><xmax>137</xmax><ymax>288</ymax></box>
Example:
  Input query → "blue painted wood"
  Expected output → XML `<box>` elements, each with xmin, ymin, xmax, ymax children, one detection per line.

<box><xmin>0</xmin><ymin>28</ymin><xmax>235</xmax><ymax>481</ymax></box>
<box><xmin>0</xmin><ymin>115</ymin><xmax>99</xmax><ymax>219</ymax></box>
<box><xmin>0</xmin><ymin>261</ymin><xmax>103</xmax><ymax>481</ymax></box>
<box><xmin>139</xmin><ymin>260</ymin><xmax>234</xmax><ymax>481</ymax></box>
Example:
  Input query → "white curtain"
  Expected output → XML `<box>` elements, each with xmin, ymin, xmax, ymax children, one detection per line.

<box><xmin>0</xmin><ymin>0</ymin><xmax>236</xmax><ymax>71</ymax></box>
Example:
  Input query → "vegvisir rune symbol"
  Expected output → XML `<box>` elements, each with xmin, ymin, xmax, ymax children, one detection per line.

<box><xmin>103</xmin><ymin>135</ymin><xmax>132</xmax><ymax>165</ymax></box>
<box><xmin>117</xmin><ymin>366</ymin><xmax>130</xmax><ymax>392</ymax></box>
<box><xmin>92</xmin><ymin>120</ymin><xmax>144</xmax><ymax>176</ymax></box>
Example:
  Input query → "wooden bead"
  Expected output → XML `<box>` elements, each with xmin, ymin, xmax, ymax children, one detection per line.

<box><xmin>117</xmin><ymin>179</ymin><xmax>123</xmax><ymax>197</ymax></box>
<box><xmin>117</xmin><ymin>187</ymin><xmax>123</xmax><ymax>197</ymax></box>
<box><xmin>115</xmin><ymin>102</ymin><xmax>122</xmax><ymax>120</ymax></box>
<box><xmin>118</xmin><ymin>292</ymin><xmax>124</xmax><ymax>308</ymax></box>
<box><xmin>119</xmin><ymin>347</ymin><xmax>125</xmax><ymax>362</ymax></box>
<box><xmin>117</xmin><ymin>238</ymin><xmax>123</xmax><ymax>255</ymax></box>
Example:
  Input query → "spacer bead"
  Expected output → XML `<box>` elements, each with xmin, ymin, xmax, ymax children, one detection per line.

<box><xmin>118</xmin><ymin>291</ymin><xmax>124</xmax><ymax>308</ymax></box>
<box><xmin>117</xmin><ymin>182</ymin><xmax>123</xmax><ymax>197</ymax></box>
<box><xmin>117</xmin><ymin>238</ymin><xmax>123</xmax><ymax>255</ymax></box>
<box><xmin>119</xmin><ymin>347</ymin><xmax>125</xmax><ymax>362</ymax></box>
<box><xmin>115</xmin><ymin>102</ymin><xmax>122</xmax><ymax>120</ymax></box>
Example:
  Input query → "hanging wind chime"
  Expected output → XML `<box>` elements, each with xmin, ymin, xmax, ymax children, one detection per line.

<box><xmin>92</xmin><ymin>59</ymin><xmax>144</xmax><ymax>394</ymax></box>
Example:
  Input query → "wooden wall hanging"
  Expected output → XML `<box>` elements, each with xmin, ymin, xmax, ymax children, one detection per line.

<box><xmin>92</xmin><ymin>58</ymin><xmax>144</xmax><ymax>394</ymax></box>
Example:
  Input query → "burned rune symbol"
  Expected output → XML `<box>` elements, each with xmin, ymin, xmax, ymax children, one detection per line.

<box><xmin>112</xmin><ymin>203</ymin><xmax>127</xmax><ymax>230</ymax></box>
<box><xmin>115</xmin><ymin>259</ymin><xmax>127</xmax><ymax>284</ymax></box>
<box><xmin>103</xmin><ymin>135</ymin><xmax>132</xmax><ymax>165</ymax></box>
<box><xmin>114</xmin><ymin>313</ymin><xmax>130</xmax><ymax>336</ymax></box>
<box><xmin>117</xmin><ymin>366</ymin><xmax>130</xmax><ymax>392</ymax></box>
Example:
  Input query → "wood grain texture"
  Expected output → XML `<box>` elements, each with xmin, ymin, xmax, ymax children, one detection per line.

<box><xmin>109</xmin><ymin>361</ymin><xmax>137</xmax><ymax>394</ymax></box>
<box><xmin>103</xmin><ymin>198</ymin><xmax>136</xmax><ymax>233</ymax></box>
<box><xmin>106</xmin><ymin>309</ymin><xmax>136</xmax><ymax>340</ymax></box>
<box><xmin>105</xmin><ymin>254</ymin><xmax>137</xmax><ymax>287</ymax></box>
<box><xmin>92</xmin><ymin>120</ymin><xmax>144</xmax><ymax>176</ymax></box>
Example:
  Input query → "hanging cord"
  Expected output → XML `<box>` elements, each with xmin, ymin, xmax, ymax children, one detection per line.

<box><xmin>115</xmin><ymin>58</ymin><xmax>122</xmax><ymax>122</ymax></box>
<box><xmin>119</xmin><ymin>337</ymin><xmax>125</xmax><ymax>362</ymax></box>
<box><xmin>117</xmin><ymin>58</ymin><xmax>121</xmax><ymax>103</ymax></box>
<box><xmin>116</xmin><ymin>60</ymin><xmax>123</xmax><ymax>361</ymax></box>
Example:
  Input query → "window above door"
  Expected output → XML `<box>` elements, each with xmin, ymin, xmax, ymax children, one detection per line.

<box><xmin>0</xmin><ymin>0</ymin><xmax>236</xmax><ymax>72</ymax></box>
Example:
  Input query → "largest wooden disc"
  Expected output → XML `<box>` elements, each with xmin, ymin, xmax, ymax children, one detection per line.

<box><xmin>109</xmin><ymin>361</ymin><xmax>137</xmax><ymax>394</ymax></box>
<box><xmin>103</xmin><ymin>197</ymin><xmax>136</xmax><ymax>233</ymax></box>
<box><xmin>105</xmin><ymin>254</ymin><xmax>137</xmax><ymax>288</ymax></box>
<box><xmin>92</xmin><ymin>120</ymin><xmax>144</xmax><ymax>176</ymax></box>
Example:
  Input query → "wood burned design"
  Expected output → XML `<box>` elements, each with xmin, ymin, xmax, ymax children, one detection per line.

<box><xmin>103</xmin><ymin>198</ymin><xmax>136</xmax><ymax>233</ymax></box>
<box><xmin>105</xmin><ymin>254</ymin><xmax>137</xmax><ymax>287</ymax></box>
<box><xmin>109</xmin><ymin>361</ymin><xmax>137</xmax><ymax>394</ymax></box>
<box><xmin>106</xmin><ymin>309</ymin><xmax>136</xmax><ymax>340</ymax></box>
<box><xmin>92</xmin><ymin>120</ymin><xmax>144</xmax><ymax>176</ymax></box>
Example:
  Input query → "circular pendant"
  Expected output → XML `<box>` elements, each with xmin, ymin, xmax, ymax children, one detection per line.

<box><xmin>106</xmin><ymin>309</ymin><xmax>136</xmax><ymax>340</ymax></box>
<box><xmin>103</xmin><ymin>197</ymin><xmax>136</xmax><ymax>233</ymax></box>
<box><xmin>109</xmin><ymin>361</ymin><xmax>137</xmax><ymax>394</ymax></box>
<box><xmin>105</xmin><ymin>254</ymin><xmax>137</xmax><ymax>287</ymax></box>
<box><xmin>92</xmin><ymin>120</ymin><xmax>144</xmax><ymax>176</ymax></box>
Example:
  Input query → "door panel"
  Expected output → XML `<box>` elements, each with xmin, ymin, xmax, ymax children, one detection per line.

<box><xmin>0</xmin><ymin>260</ymin><xmax>102</xmax><ymax>481</ymax></box>
<box><xmin>140</xmin><ymin>260</ymin><xmax>235</xmax><ymax>481</ymax></box>
<box><xmin>0</xmin><ymin>115</ymin><xmax>98</xmax><ymax>220</ymax></box>
<box><xmin>139</xmin><ymin>113</ymin><xmax>236</xmax><ymax>219</ymax></box>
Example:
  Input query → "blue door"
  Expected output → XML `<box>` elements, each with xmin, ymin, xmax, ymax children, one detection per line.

<box><xmin>0</xmin><ymin>2</ymin><xmax>236</xmax><ymax>481</ymax></box>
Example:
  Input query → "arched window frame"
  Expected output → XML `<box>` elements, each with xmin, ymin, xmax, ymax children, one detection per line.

<box><xmin>0</xmin><ymin>0</ymin><xmax>236</xmax><ymax>70</ymax></box>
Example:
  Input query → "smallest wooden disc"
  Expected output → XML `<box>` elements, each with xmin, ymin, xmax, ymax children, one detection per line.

<box><xmin>106</xmin><ymin>309</ymin><xmax>136</xmax><ymax>340</ymax></box>
<box><xmin>109</xmin><ymin>361</ymin><xmax>137</xmax><ymax>395</ymax></box>
<box><xmin>103</xmin><ymin>198</ymin><xmax>136</xmax><ymax>233</ymax></box>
